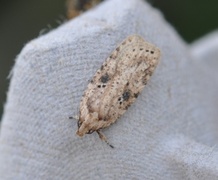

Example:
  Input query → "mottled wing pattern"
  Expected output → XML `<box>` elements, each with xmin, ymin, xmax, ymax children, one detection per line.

<box><xmin>78</xmin><ymin>35</ymin><xmax>160</xmax><ymax>135</ymax></box>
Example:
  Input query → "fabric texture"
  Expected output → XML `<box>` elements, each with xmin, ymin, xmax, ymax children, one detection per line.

<box><xmin>0</xmin><ymin>0</ymin><xmax>218</xmax><ymax>179</ymax></box>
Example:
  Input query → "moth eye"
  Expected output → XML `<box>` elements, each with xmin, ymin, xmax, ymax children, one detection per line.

<box><xmin>86</xmin><ymin>129</ymin><xmax>94</xmax><ymax>134</ymax></box>
<box><xmin>77</xmin><ymin>121</ymin><xmax>82</xmax><ymax>128</ymax></box>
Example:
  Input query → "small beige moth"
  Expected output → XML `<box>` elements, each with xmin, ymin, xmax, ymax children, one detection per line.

<box><xmin>76</xmin><ymin>34</ymin><xmax>160</xmax><ymax>148</ymax></box>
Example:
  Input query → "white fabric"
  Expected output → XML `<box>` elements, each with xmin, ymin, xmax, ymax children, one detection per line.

<box><xmin>1</xmin><ymin>0</ymin><xmax>218</xmax><ymax>179</ymax></box>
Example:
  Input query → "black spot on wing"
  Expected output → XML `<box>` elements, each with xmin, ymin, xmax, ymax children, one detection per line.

<box><xmin>122</xmin><ymin>91</ymin><xmax>130</xmax><ymax>101</ymax></box>
<box><xmin>100</xmin><ymin>73</ymin><xmax>110</xmax><ymax>83</ymax></box>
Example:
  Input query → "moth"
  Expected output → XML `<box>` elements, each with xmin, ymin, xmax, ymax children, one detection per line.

<box><xmin>74</xmin><ymin>35</ymin><xmax>160</xmax><ymax>148</ymax></box>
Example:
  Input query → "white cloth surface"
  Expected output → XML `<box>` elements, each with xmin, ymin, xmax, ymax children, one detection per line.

<box><xmin>0</xmin><ymin>0</ymin><xmax>218</xmax><ymax>179</ymax></box>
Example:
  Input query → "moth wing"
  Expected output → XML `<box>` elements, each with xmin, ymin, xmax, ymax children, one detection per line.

<box><xmin>80</xmin><ymin>35</ymin><xmax>160</xmax><ymax>128</ymax></box>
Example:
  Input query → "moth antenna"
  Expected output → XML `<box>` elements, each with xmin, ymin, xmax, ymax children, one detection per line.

<box><xmin>97</xmin><ymin>130</ymin><xmax>114</xmax><ymax>148</ymax></box>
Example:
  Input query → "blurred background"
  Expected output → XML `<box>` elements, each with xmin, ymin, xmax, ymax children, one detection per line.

<box><xmin>0</xmin><ymin>0</ymin><xmax>218</xmax><ymax>120</ymax></box>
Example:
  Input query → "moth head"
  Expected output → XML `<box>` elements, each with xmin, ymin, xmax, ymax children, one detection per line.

<box><xmin>76</xmin><ymin>112</ymin><xmax>99</xmax><ymax>137</ymax></box>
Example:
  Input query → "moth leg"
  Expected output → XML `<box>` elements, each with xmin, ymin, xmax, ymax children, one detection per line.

<box><xmin>69</xmin><ymin>115</ymin><xmax>79</xmax><ymax>120</ymax></box>
<box><xmin>96</xmin><ymin>130</ymin><xmax>114</xmax><ymax>148</ymax></box>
